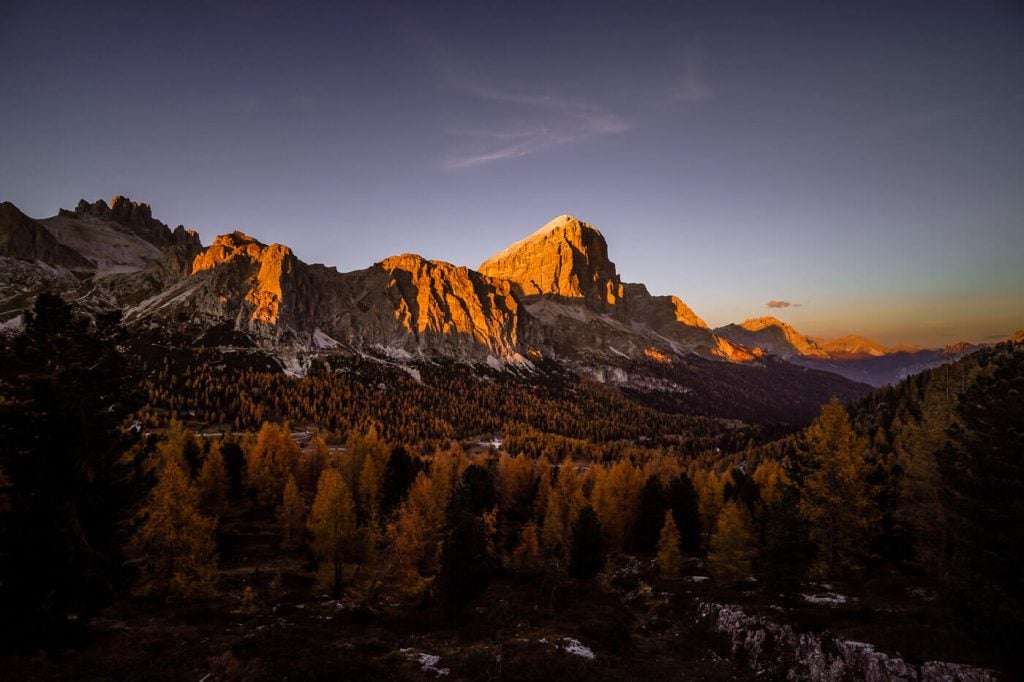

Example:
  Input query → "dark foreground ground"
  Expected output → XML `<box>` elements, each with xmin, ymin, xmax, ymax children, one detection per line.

<box><xmin>1</xmin><ymin>505</ymin><xmax>1004</xmax><ymax>681</ymax></box>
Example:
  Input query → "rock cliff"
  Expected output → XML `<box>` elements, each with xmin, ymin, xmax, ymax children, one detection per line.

<box><xmin>0</xmin><ymin>202</ymin><xmax>95</xmax><ymax>270</ymax></box>
<box><xmin>479</xmin><ymin>214</ymin><xmax>623</xmax><ymax>305</ymax></box>
<box><xmin>478</xmin><ymin>215</ymin><xmax>757</xmax><ymax>363</ymax></box>
<box><xmin>126</xmin><ymin>233</ymin><xmax>528</xmax><ymax>362</ymax></box>
<box><xmin>374</xmin><ymin>254</ymin><xmax>525</xmax><ymax>359</ymax></box>
<box><xmin>121</xmin><ymin>211</ymin><xmax>757</xmax><ymax>365</ymax></box>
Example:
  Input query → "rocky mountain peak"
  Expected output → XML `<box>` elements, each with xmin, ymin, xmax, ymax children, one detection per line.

<box><xmin>191</xmin><ymin>232</ymin><xmax>295</xmax><ymax>325</ymax></box>
<box><xmin>206</xmin><ymin>230</ymin><xmax>268</xmax><ymax>252</ymax></box>
<box><xmin>62</xmin><ymin>196</ymin><xmax>201</xmax><ymax>250</ymax></box>
<box><xmin>378</xmin><ymin>253</ymin><xmax>458</xmax><ymax>275</ymax></box>
<box><xmin>818</xmin><ymin>334</ymin><xmax>889</xmax><ymax>359</ymax></box>
<box><xmin>944</xmin><ymin>341</ymin><xmax>977</xmax><ymax>355</ymax></box>
<box><xmin>715</xmin><ymin>316</ymin><xmax>828</xmax><ymax>358</ymax></box>
<box><xmin>739</xmin><ymin>316</ymin><xmax>792</xmax><ymax>333</ymax></box>
<box><xmin>478</xmin><ymin>214</ymin><xmax>623</xmax><ymax>305</ymax></box>
<box><xmin>72</xmin><ymin>195</ymin><xmax>154</xmax><ymax>228</ymax></box>
<box><xmin>373</xmin><ymin>253</ymin><xmax>523</xmax><ymax>358</ymax></box>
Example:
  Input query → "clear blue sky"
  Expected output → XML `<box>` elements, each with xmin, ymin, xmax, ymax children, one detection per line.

<box><xmin>2</xmin><ymin>1</ymin><xmax>1021</xmax><ymax>346</ymax></box>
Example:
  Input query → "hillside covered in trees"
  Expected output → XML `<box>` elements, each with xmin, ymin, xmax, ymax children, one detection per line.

<box><xmin>0</xmin><ymin>295</ymin><xmax>1020</xmax><ymax>679</ymax></box>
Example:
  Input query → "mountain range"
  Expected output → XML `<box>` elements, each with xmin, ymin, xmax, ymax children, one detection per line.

<box><xmin>711</xmin><ymin>316</ymin><xmax>984</xmax><ymax>386</ymax></box>
<box><xmin>0</xmin><ymin>196</ymin><xmax>1001</xmax><ymax>415</ymax></box>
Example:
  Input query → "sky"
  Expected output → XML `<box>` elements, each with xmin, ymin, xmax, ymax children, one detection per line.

<box><xmin>1</xmin><ymin>0</ymin><xmax>1022</xmax><ymax>347</ymax></box>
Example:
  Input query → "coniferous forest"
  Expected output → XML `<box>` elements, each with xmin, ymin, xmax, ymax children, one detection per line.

<box><xmin>1</xmin><ymin>294</ymin><xmax>1020</xmax><ymax>680</ymax></box>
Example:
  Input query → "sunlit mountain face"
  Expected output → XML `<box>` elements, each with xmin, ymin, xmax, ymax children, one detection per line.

<box><xmin>0</xmin><ymin>198</ymin><xmax>855</xmax><ymax>409</ymax></box>
<box><xmin>1</xmin><ymin>1</ymin><xmax>1022</xmax><ymax>679</ymax></box>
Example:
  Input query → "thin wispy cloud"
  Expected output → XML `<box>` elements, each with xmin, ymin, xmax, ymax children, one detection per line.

<box><xmin>461</xmin><ymin>84</ymin><xmax>627</xmax><ymax>123</ymax></box>
<box><xmin>397</xmin><ymin>18</ymin><xmax>634</xmax><ymax>170</ymax></box>
<box><xmin>443</xmin><ymin>128</ymin><xmax>572</xmax><ymax>169</ymax></box>
<box><xmin>442</xmin><ymin>82</ymin><xmax>631</xmax><ymax>170</ymax></box>
<box><xmin>766</xmin><ymin>300</ymin><xmax>802</xmax><ymax>309</ymax></box>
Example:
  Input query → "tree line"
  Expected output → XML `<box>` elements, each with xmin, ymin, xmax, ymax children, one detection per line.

<box><xmin>131</xmin><ymin>343</ymin><xmax>778</xmax><ymax>454</ymax></box>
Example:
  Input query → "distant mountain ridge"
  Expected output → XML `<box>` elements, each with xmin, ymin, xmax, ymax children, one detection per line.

<box><xmin>815</xmin><ymin>334</ymin><xmax>889</xmax><ymax>359</ymax></box>
<box><xmin>5</xmin><ymin>195</ymin><xmax>983</xmax><ymax>418</ymax></box>
<box><xmin>2</xmin><ymin>199</ymin><xmax>1003</xmax><ymax>388</ymax></box>
<box><xmin>714</xmin><ymin>316</ymin><xmax>829</xmax><ymax>358</ymax></box>
<box><xmin>713</xmin><ymin>316</ymin><xmax>990</xmax><ymax>386</ymax></box>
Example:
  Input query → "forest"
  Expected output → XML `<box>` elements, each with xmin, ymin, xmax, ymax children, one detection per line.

<box><xmin>0</xmin><ymin>294</ymin><xmax>1020</xmax><ymax>680</ymax></box>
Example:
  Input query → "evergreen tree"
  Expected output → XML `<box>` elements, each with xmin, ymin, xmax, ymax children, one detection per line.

<box><xmin>219</xmin><ymin>439</ymin><xmax>246</xmax><ymax>498</ymax></box>
<box><xmin>438</xmin><ymin>466</ymin><xmax>498</xmax><ymax>611</ymax></box>
<box><xmin>752</xmin><ymin>459</ymin><xmax>790</xmax><ymax>505</ymax></box>
<box><xmin>533</xmin><ymin>458</ymin><xmax>553</xmax><ymax>523</ymax></box>
<box><xmin>512</xmin><ymin>521</ymin><xmax>542</xmax><ymax>572</ymax></box>
<box><xmin>668</xmin><ymin>473</ymin><xmax>702</xmax><ymax>554</ymax></box>
<box><xmin>361</xmin><ymin>508</ymin><xmax>382</xmax><ymax>565</ymax></box>
<box><xmin>307</xmin><ymin>469</ymin><xmax>357</xmax><ymax>597</ymax></box>
<box><xmin>634</xmin><ymin>475</ymin><xmax>668</xmax><ymax>554</ymax></box>
<box><xmin>131</xmin><ymin>460</ymin><xmax>218</xmax><ymax>599</ymax></box>
<box><xmin>248</xmin><ymin>422</ymin><xmax>300</xmax><ymax>506</ymax></box>
<box><xmin>379</xmin><ymin>446</ymin><xmax>419</xmax><ymax>516</ymax></box>
<box><xmin>157</xmin><ymin>419</ymin><xmax>197</xmax><ymax>470</ymax></box>
<box><xmin>707</xmin><ymin>501</ymin><xmax>755</xmax><ymax>585</ymax></box>
<box><xmin>756</xmin><ymin>485</ymin><xmax>813</xmax><ymax>601</ymax></box>
<box><xmin>278</xmin><ymin>474</ymin><xmax>306</xmax><ymax>549</ymax></box>
<box><xmin>357</xmin><ymin>452</ymin><xmax>381</xmax><ymax>522</ymax></box>
<box><xmin>0</xmin><ymin>295</ymin><xmax>140</xmax><ymax>644</ymax></box>
<box><xmin>894</xmin><ymin>426</ymin><xmax>947</xmax><ymax>575</ymax></box>
<box><xmin>344</xmin><ymin>427</ymin><xmax>389</xmax><ymax>507</ymax></box>
<box><xmin>386</xmin><ymin>472</ymin><xmax>442</xmax><ymax>595</ymax></box>
<box><xmin>542</xmin><ymin>459</ymin><xmax>584</xmax><ymax>563</ymax></box>
<box><xmin>196</xmin><ymin>442</ymin><xmax>229</xmax><ymax>516</ymax></box>
<box><xmin>875</xmin><ymin>363</ymin><xmax>958</xmax><ymax>577</ymax></box>
<box><xmin>657</xmin><ymin>511</ymin><xmax>684</xmax><ymax>578</ymax></box>
<box><xmin>570</xmin><ymin>505</ymin><xmax>606</xmax><ymax>580</ymax></box>
<box><xmin>297</xmin><ymin>435</ymin><xmax>328</xmax><ymax>494</ymax></box>
<box><xmin>798</xmin><ymin>398</ymin><xmax>878</xmax><ymax>577</ymax></box>
<box><xmin>723</xmin><ymin>467</ymin><xmax>760</xmax><ymax>514</ymax></box>
<box><xmin>591</xmin><ymin>458</ymin><xmax>643</xmax><ymax>554</ymax></box>
<box><xmin>939</xmin><ymin>343</ymin><xmax>1024</xmax><ymax>659</ymax></box>
<box><xmin>496</xmin><ymin>453</ymin><xmax>537</xmax><ymax>520</ymax></box>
